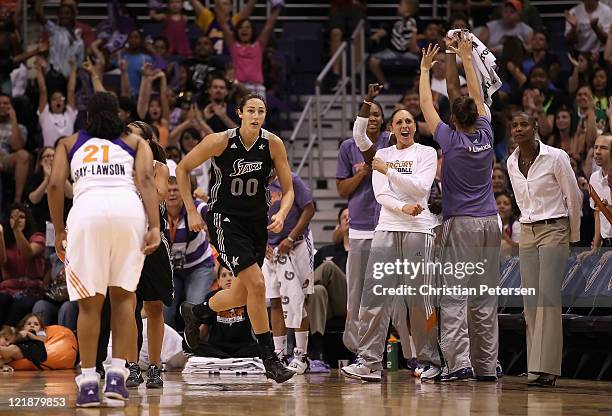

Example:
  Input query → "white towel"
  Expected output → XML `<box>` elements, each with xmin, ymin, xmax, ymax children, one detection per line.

<box><xmin>447</xmin><ymin>29</ymin><xmax>502</xmax><ymax>107</ymax></box>
<box><xmin>182</xmin><ymin>357</ymin><xmax>265</xmax><ymax>375</ymax></box>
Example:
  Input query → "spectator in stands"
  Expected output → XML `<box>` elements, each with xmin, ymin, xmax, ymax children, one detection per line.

<box><xmin>506</xmin><ymin>111</ymin><xmax>582</xmax><ymax>387</ymax></box>
<box><xmin>547</xmin><ymin>106</ymin><xmax>581</xmax><ymax>159</ymax></box>
<box><xmin>166</xmin><ymin>145</ymin><xmax>181</xmax><ymax>165</ymax></box>
<box><xmin>121</xmin><ymin>29</ymin><xmax>153</xmax><ymax>97</ymax></box>
<box><xmin>220</xmin><ymin>3</ymin><xmax>283</xmax><ymax>97</ymax></box>
<box><xmin>497</xmin><ymin>191</ymin><xmax>520</xmax><ymax>262</ymax></box>
<box><xmin>493</xmin><ymin>166</ymin><xmax>511</xmax><ymax>195</ymax></box>
<box><xmin>174</xmin><ymin>125</ymin><xmax>212</xmax><ymax>199</ymax></box>
<box><xmin>163</xmin><ymin>177</ymin><xmax>216</xmax><ymax>329</ymax></box>
<box><xmin>499</xmin><ymin>36</ymin><xmax>527</xmax><ymax>98</ymax></box>
<box><xmin>305</xmin><ymin>216</ymin><xmax>347</xmax><ymax>365</ymax></box>
<box><xmin>118</xmin><ymin>95</ymin><xmax>138</xmax><ymax>125</ymax></box>
<box><xmin>182</xmin><ymin>36</ymin><xmax>224</xmax><ymax>94</ymax></box>
<box><xmin>490</xmin><ymin>0</ymin><xmax>544</xmax><ymax>31</ymax></box>
<box><xmin>60</xmin><ymin>0</ymin><xmax>96</xmax><ymax>49</ymax></box>
<box><xmin>181</xmin><ymin>266</ymin><xmax>258</xmax><ymax>358</ymax></box>
<box><xmin>150</xmin><ymin>0</ymin><xmax>192</xmax><ymax>58</ymax></box>
<box><xmin>32</xmin><ymin>265</ymin><xmax>78</xmax><ymax>330</ymax></box>
<box><xmin>565</xmin><ymin>0</ymin><xmax>612</xmax><ymax>54</ymax></box>
<box><xmin>34</xmin><ymin>0</ymin><xmax>84</xmax><ymax>79</ymax></box>
<box><xmin>578</xmin><ymin>135</ymin><xmax>612</xmax><ymax>263</ymax></box>
<box><xmin>417</xmin><ymin>21</ymin><xmax>443</xmax><ymax>49</ymax></box>
<box><xmin>518</xmin><ymin>67</ymin><xmax>568</xmax><ymax>139</ymax></box>
<box><xmin>568</xmin><ymin>52</ymin><xmax>594</xmax><ymax>95</ymax></box>
<box><xmin>34</xmin><ymin>58</ymin><xmax>78</xmax><ymax>148</ymax></box>
<box><xmin>25</xmin><ymin>147</ymin><xmax>73</xmax><ymax>234</ymax></box>
<box><xmin>369</xmin><ymin>0</ymin><xmax>419</xmax><ymax>90</ymax></box>
<box><xmin>137</xmin><ymin>64</ymin><xmax>171</xmax><ymax>147</ymax></box>
<box><xmin>327</xmin><ymin>0</ymin><xmax>367</xmax><ymax>91</ymax></box>
<box><xmin>591</xmin><ymin>67</ymin><xmax>611</xmax><ymax>114</ymax></box>
<box><xmin>0</xmin><ymin>204</ymin><xmax>45</xmax><ymax>326</ymax></box>
<box><xmin>575</xmin><ymin>86</ymin><xmax>602</xmax><ymax>157</ymax></box>
<box><xmin>448</xmin><ymin>0</ymin><xmax>491</xmax><ymax>28</ymax></box>
<box><xmin>448</xmin><ymin>12</ymin><xmax>470</xmax><ymax>30</ymax></box>
<box><xmin>0</xmin><ymin>93</ymin><xmax>29</xmax><ymax>203</ymax></box>
<box><xmin>189</xmin><ymin>0</ymin><xmax>257</xmax><ymax>59</ymax></box>
<box><xmin>522</xmin><ymin>30</ymin><xmax>560</xmax><ymax>86</ymax></box>
<box><xmin>480</xmin><ymin>0</ymin><xmax>533</xmax><ymax>55</ymax></box>
<box><xmin>201</xmin><ymin>74</ymin><xmax>239</xmax><ymax>132</ymax></box>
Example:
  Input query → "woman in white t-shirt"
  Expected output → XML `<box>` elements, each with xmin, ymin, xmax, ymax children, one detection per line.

<box><xmin>34</xmin><ymin>57</ymin><xmax>78</xmax><ymax>148</ymax></box>
<box><xmin>341</xmin><ymin>107</ymin><xmax>442</xmax><ymax>382</ymax></box>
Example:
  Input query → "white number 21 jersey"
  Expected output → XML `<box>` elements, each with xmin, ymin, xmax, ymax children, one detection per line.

<box><xmin>68</xmin><ymin>131</ymin><xmax>137</xmax><ymax>200</ymax></box>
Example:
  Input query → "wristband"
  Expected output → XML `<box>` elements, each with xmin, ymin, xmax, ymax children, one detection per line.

<box><xmin>287</xmin><ymin>236</ymin><xmax>295</xmax><ymax>243</ymax></box>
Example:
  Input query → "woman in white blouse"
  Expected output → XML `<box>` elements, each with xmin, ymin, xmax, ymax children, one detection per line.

<box><xmin>506</xmin><ymin>112</ymin><xmax>582</xmax><ymax>387</ymax></box>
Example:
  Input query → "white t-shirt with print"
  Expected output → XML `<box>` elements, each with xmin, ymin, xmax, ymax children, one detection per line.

<box><xmin>37</xmin><ymin>104</ymin><xmax>78</xmax><ymax>148</ymax></box>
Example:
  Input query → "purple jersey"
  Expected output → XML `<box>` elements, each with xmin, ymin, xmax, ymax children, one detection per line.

<box><xmin>336</xmin><ymin>132</ymin><xmax>392</xmax><ymax>232</ymax></box>
<box><xmin>434</xmin><ymin>116</ymin><xmax>498</xmax><ymax>218</ymax></box>
<box><xmin>267</xmin><ymin>173</ymin><xmax>313</xmax><ymax>246</ymax></box>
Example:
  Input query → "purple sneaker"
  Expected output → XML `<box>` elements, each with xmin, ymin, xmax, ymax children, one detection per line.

<box><xmin>308</xmin><ymin>359</ymin><xmax>331</xmax><ymax>373</ymax></box>
<box><xmin>76</xmin><ymin>374</ymin><xmax>101</xmax><ymax>407</ymax></box>
<box><xmin>439</xmin><ymin>367</ymin><xmax>474</xmax><ymax>382</ymax></box>
<box><xmin>104</xmin><ymin>368</ymin><xmax>129</xmax><ymax>400</ymax></box>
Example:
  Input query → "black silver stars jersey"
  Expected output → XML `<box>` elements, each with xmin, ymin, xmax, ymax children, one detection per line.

<box><xmin>208</xmin><ymin>128</ymin><xmax>275</xmax><ymax>218</ymax></box>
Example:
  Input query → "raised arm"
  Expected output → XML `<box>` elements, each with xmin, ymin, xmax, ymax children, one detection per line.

<box><xmin>137</xmin><ymin>64</ymin><xmax>154</xmax><ymax>120</ymax></box>
<box><xmin>258</xmin><ymin>6</ymin><xmax>282</xmax><ymax>49</ymax></box>
<box><xmin>237</xmin><ymin>0</ymin><xmax>257</xmax><ymax>21</ymax></box>
<box><xmin>159</xmin><ymin>72</ymin><xmax>170</xmax><ymax>122</ymax></box>
<box><xmin>353</xmin><ymin>83</ymin><xmax>383</xmax><ymax>164</ymax></box>
<box><xmin>119</xmin><ymin>59</ymin><xmax>131</xmax><ymax>98</ymax></box>
<box><xmin>34</xmin><ymin>58</ymin><xmax>47</xmax><ymax>114</ymax></box>
<box><xmin>419</xmin><ymin>43</ymin><xmax>442</xmax><ymax>134</ymax></box>
<box><xmin>82</xmin><ymin>56</ymin><xmax>106</xmax><ymax>92</ymax></box>
<box><xmin>67</xmin><ymin>59</ymin><xmax>77</xmax><ymax>110</ymax></box>
<box><xmin>189</xmin><ymin>0</ymin><xmax>206</xmax><ymax>17</ymax></box>
<box><xmin>218</xmin><ymin>14</ymin><xmax>234</xmax><ymax>49</ymax></box>
<box><xmin>445</xmin><ymin>35</ymin><xmax>461</xmax><ymax>105</ymax></box>
<box><xmin>450</xmin><ymin>35</ymin><xmax>487</xmax><ymax>117</ymax></box>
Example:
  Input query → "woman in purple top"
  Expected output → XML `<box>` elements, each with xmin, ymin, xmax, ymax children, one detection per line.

<box><xmin>419</xmin><ymin>38</ymin><xmax>501</xmax><ymax>382</ymax></box>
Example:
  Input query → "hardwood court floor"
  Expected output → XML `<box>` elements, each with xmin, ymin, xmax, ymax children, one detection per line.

<box><xmin>1</xmin><ymin>370</ymin><xmax>611</xmax><ymax>415</ymax></box>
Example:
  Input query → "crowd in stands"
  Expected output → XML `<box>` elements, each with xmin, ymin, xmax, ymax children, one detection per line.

<box><xmin>0</xmin><ymin>0</ymin><xmax>610</xmax><ymax>375</ymax></box>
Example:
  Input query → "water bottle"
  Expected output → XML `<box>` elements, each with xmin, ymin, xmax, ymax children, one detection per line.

<box><xmin>386</xmin><ymin>335</ymin><xmax>398</xmax><ymax>371</ymax></box>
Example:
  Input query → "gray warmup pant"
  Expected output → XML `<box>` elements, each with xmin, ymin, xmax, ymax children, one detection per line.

<box><xmin>438</xmin><ymin>216</ymin><xmax>501</xmax><ymax>377</ymax></box>
<box><xmin>519</xmin><ymin>219</ymin><xmax>569</xmax><ymax>377</ymax></box>
<box><xmin>343</xmin><ymin>238</ymin><xmax>372</xmax><ymax>353</ymax></box>
<box><xmin>357</xmin><ymin>231</ymin><xmax>440</xmax><ymax>371</ymax></box>
<box><xmin>308</xmin><ymin>261</ymin><xmax>348</xmax><ymax>335</ymax></box>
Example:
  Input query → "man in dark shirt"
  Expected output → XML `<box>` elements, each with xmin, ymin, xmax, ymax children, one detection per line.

<box><xmin>200</xmin><ymin>74</ymin><xmax>240</xmax><ymax>133</ymax></box>
<box><xmin>181</xmin><ymin>36</ymin><xmax>225</xmax><ymax>93</ymax></box>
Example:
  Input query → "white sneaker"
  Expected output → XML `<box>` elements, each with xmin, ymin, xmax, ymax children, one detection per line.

<box><xmin>420</xmin><ymin>365</ymin><xmax>441</xmax><ymax>382</ymax></box>
<box><xmin>287</xmin><ymin>350</ymin><xmax>309</xmax><ymax>375</ymax></box>
<box><xmin>341</xmin><ymin>359</ymin><xmax>381</xmax><ymax>382</ymax></box>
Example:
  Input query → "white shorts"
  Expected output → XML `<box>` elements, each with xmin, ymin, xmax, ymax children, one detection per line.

<box><xmin>65</xmin><ymin>190</ymin><xmax>146</xmax><ymax>300</ymax></box>
<box><xmin>263</xmin><ymin>231</ymin><xmax>314</xmax><ymax>328</ymax></box>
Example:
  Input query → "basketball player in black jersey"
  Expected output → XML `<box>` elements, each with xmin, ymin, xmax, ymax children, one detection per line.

<box><xmin>176</xmin><ymin>93</ymin><xmax>296</xmax><ymax>383</ymax></box>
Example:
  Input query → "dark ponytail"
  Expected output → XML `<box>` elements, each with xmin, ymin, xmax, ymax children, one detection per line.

<box><xmin>86</xmin><ymin>92</ymin><xmax>127</xmax><ymax>140</ymax></box>
<box><xmin>130</xmin><ymin>120</ymin><xmax>167</xmax><ymax>163</ymax></box>
<box><xmin>451</xmin><ymin>96</ymin><xmax>478</xmax><ymax>130</ymax></box>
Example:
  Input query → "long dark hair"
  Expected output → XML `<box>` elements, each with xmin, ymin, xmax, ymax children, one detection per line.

<box><xmin>130</xmin><ymin>121</ymin><xmax>166</xmax><ymax>163</ymax></box>
<box><xmin>86</xmin><ymin>92</ymin><xmax>127</xmax><ymax>140</ymax></box>
<box><xmin>3</xmin><ymin>203</ymin><xmax>37</xmax><ymax>247</ymax></box>
<box><xmin>550</xmin><ymin>106</ymin><xmax>578</xmax><ymax>147</ymax></box>
<box><xmin>33</xmin><ymin>146</ymin><xmax>54</xmax><ymax>175</ymax></box>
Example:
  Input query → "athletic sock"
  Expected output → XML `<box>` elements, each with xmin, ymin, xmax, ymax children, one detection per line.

<box><xmin>294</xmin><ymin>331</ymin><xmax>309</xmax><ymax>355</ymax></box>
<box><xmin>255</xmin><ymin>331</ymin><xmax>273</xmax><ymax>347</ymax></box>
<box><xmin>81</xmin><ymin>367</ymin><xmax>97</xmax><ymax>378</ymax></box>
<box><xmin>111</xmin><ymin>358</ymin><xmax>126</xmax><ymax>370</ymax></box>
<box><xmin>273</xmin><ymin>335</ymin><xmax>287</xmax><ymax>356</ymax></box>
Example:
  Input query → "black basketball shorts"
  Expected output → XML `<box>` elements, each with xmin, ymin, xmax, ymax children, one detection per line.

<box><xmin>206</xmin><ymin>211</ymin><xmax>268</xmax><ymax>275</ymax></box>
